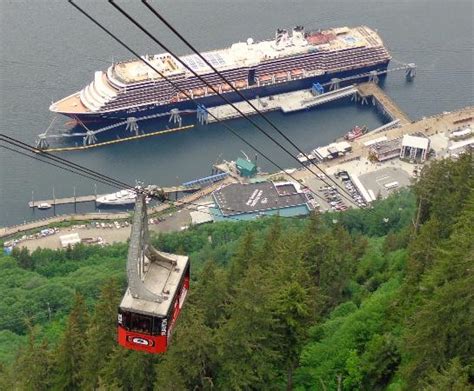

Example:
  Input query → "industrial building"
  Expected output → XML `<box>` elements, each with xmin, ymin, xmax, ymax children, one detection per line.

<box><xmin>211</xmin><ymin>181</ymin><xmax>312</xmax><ymax>221</ymax></box>
<box><xmin>400</xmin><ymin>134</ymin><xmax>431</xmax><ymax>162</ymax></box>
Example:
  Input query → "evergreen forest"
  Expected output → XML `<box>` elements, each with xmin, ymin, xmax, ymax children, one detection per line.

<box><xmin>0</xmin><ymin>154</ymin><xmax>472</xmax><ymax>390</ymax></box>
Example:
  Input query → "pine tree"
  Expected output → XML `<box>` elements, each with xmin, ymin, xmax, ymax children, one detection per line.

<box><xmin>53</xmin><ymin>293</ymin><xmax>89</xmax><ymax>390</ymax></box>
<box><xmin>194</xmin><ymin>259</ymin><xmax>229</xmax><ymax>328</ymax></box>
<box><xmin>155</xmin><ymin>305</ymin><xmax>216</xmax><ymax>390</ymax></box>
<box><xmin>12</xmin><ymin>327</ymin><xmax>53</xmax><ymax>390</ymax></box>
<box><xmin>216</xmin><ymin>265</ymin><xmax>281</xmax><ymax>389</ymax></box>
<box><xmin>80</xmin><ymin>279</ymin><xmax>121</xmax><ymax>390</ymax></box>
<box><xmin>402</xmin><ymin>192</ymin><xmax>474</xmax><ymax>388</ymax></box>
<box><xmin>258</xmin><ymin>215</ymin><xmax>282</xmax><ymax>261</ymax></box>
<box><xmin>421</xmin><ymin>357</ymin><xmax>472</xmax><ymax>391</ymax></box>
<box><xmin>228</xmin><ymin>227</ymin><xmax>256</xmax><ymax>284</ymax></box>
<box><xmin>100</xmin><ymin>347</ymin><xmax>157</xmax><ymax>391</ymax></box>
<box><xmin>272</xmin><ymin>280</ymin><xmax>312</xmax><ymax>390</ymax></box>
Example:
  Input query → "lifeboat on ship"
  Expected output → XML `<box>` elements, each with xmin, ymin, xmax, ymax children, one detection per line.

<box><xmin>221</xmin><ymin>84</ymin><xmax>232</xmax><ymax>92</ymax></box>
<box><xmin>193</xmin><ymin>88</ymin><xmax>205</xmax><ymax>97</ymax></box>
<box><xmin>259</xmin><ymin>74</ymin><xmax>273</xmax><ymax>84</ymax></box>
<box><xmin>178</xmin><ymin>92</ymin><xmax>188</xmax><ymax>100</ymax></box>
<box><xmin>291</xmin><ymin>69</ymin><xmax>304</xmax><ymax>78</ymax></box>
<box><xmin>235</xmin><ymin>80</ymin><xmax>247</xmax><ymax>89</ymax></box>
<box><xmin>275</xmin><ymin>72</ymin><xmax>288</xmax><ymax>81</ymax></box>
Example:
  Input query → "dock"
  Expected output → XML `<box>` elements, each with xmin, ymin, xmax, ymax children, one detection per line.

<box><xmin>28</xmin><ymin>185</ymin><xmax>201</xmax><ymax>208</ymax></box>
<box><xmin>320</xmin><ymin>105</ymin><xmax>474</xmax><ymax>170</ymax></box>
<box><xmin>207</xmin><ymin>86</ymin><xmax>357</xmax><ymax>122</ymax></box>
<box><xmin>357</xmin><ymin>82</ymin><xmax>411</xmax><ymax>125</ymax></box>
<box><xmin>206</xmin><ymin>82</ymin><xmax>410</xmax><ymax>125</ymax></box>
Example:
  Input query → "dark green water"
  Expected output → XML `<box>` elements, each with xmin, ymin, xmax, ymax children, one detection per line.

<box><xmin>0</xmin><ymin>0</ymin><xmax>472</xmax><ymax>225</ymax></box>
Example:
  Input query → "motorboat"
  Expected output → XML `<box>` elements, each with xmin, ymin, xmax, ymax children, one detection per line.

<box><xmin>96</xmin><ymin>190</ymin><xmax>138</xmax><ymax>206</ymax></box>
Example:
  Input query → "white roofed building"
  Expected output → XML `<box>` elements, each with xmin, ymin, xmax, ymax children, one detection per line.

<box><xmin>59</xmin><ymin>233</ymin><xmax>81</xmax><ymax>248</ymax></box>
<box><xmin>400</xmin><ymin>134</ymin><xmax>430</xmax><ymax>162</ymax></box>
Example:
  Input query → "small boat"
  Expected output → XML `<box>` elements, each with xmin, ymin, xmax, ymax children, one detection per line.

<box><xmin>37</xmin><ymin>202</ymin><xmax>52</xmax><ymax>210</ymax></box>
<box><xmin>344</xmin><ymin>125</ymin><xmax>368</xmax><ymax>141</ymax></box>
<box><xmin>97</xmin><ymin>190</ymin><xmax>137</xmax><ymax>206</ymax></box>
<box><xmin>96</xmin><ymin>190</ymin><xmax>152</xmax><ymax>206</ymax></box>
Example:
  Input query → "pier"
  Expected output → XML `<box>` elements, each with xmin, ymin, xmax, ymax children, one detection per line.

<box><xmin>206</xmin><ymin>81</ymin><xmax>411</xmax><ymax>125</ymax></box>
<box><xmin>356</xmin><ymin>82</ymin><xmax>411</xmax><ymax>125</ymax></box>
<box><xmin>28</xmin><ymin>185</ymin><xmax>201</xmax><ymax>208</ymax></box>
<box><xmin>207</xmin><ymin>86</ymin><xmax>358</xmax><ymax>122</ymax></box>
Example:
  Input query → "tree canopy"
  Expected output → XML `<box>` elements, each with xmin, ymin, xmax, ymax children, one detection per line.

<box><xmin>0</xmin><ymin>154</ymin><xmax>472</xmax><ymax>390</ymax></box>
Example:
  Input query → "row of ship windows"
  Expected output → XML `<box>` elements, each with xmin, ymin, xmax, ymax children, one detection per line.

<box><xmin>115</xmin><ymin>69</ymin><xmax>249</xmax><ymax>91</ymax></box>
<box><xmin>257</xmin><ymin>48</ymin><xmax>387</xmax><ymax>71</ymax></box>
<box><xmin>256</xmin><ymin>53</ymin><xmax>388</xmax><ymax>74</ymax></box>
<box><xmin>110</xmin><ymin>54</ymin><xmax>386</xmax><ymax>105</ymax></box>
<box><xmin>105</xmin><ymin>58</ymin><xmax>387</xmax><ymax>109</ymax></box>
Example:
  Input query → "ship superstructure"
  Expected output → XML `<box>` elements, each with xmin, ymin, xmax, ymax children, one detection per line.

<box><xmin>50</xmin><ymin>25</ymin><xmax>391</xmax><ymax>122</ymax></box>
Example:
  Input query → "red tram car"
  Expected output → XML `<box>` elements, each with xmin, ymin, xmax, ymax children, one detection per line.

<box><xmin>117</xmin><ymin>193</ymin><xmax>190</xmax><ymax>354</ymax></box>
<box><xmin>118</xmin><ymin>252</ymin><xmax>190</xmax><ymax>354</ymax></box>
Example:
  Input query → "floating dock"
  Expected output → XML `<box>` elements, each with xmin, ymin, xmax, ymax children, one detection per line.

<box><xmin>28</xmin><ymin>185</ymin><xmax>201</xmax><ymax>208</ymax></box>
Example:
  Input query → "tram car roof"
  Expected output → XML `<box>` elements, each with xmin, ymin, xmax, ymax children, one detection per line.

<box><xmin>119</xmin><ymin>252</ymin><xmax>189</xmax><ymax>318</ymax></box>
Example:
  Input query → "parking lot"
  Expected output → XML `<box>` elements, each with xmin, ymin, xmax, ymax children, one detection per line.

<box><xmin>301</xmin><ymin>173</ymin><xmax>358</xmax><ymax>211</ymax></box>
<box><xmin>358</xmin><ymin>167</ymin><xmax>412</xmax><ymax>200</ymax></box>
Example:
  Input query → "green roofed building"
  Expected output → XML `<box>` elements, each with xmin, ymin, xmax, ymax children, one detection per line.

<box><xmin>235</xmin><ymin>158</ymin><xmax>257</xmax><ymax>177</ymax></box>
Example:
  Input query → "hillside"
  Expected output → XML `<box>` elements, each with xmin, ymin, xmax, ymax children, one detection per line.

<box><xmin>0</xmin><ymin>154</ymin><xmax>472</xmax><ymax>390</ymax></box>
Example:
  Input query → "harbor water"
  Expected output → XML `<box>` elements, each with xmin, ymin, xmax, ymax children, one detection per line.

<box><xmin>0</xmin><ymin>0</ymin><xmax>472</xmax><ymax>226</ymax></box>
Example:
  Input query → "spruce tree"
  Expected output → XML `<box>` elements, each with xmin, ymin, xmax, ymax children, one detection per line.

<box><xmin>80</xmin><ymin>279</ymin><xmax>121</xmax><ymax>390</ymax></box>
<box><xmin>216</xmin><ymin>265</ymin><xmax>280</xmax><ymax>390</ymax></box>
<box><xmin>155</xmin><ymin>305</ymin><xmax>215</xmax><ymax>390</ymax></box>
<box><xmin>12</xmin><ymin>327</ymin><xmax>53</xmax><ymax>390</ymax></box>
<box><xmin>53</xmin><ymin>293</ymin><xmax>89</xmax><ymax>390</ymax></box>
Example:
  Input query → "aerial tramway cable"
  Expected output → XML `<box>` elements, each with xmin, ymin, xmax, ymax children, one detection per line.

<box><xmin>108</xmin><ymin>0</ymin><xmax>360</xmax><ymax>208</ymax></box>
<box><xmin>0</xmin><ymin>144</ymin><xmax>131</xmax><ymax>190</ymax></box>
<box><xmin>67</xmin><ymin>0</ymin><xmax>330</xmax><ymax>205</ymax></box>
<box><xmin>140</xmin><ymin>0</ymin><xmax>360</xmax><ymax>206</ymax></box>
<box><xmin>1</xmin><ymin>135</ymin><xmax>317</xmax><ymax>220</ymax></box>
<box><xmin>1</xmin><ymin>134</ymin><xmax>138</xmax><ymax>191</ymax></box>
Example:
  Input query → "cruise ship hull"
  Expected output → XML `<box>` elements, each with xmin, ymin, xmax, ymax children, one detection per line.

<box><xmin>61</xmin><ymin>61</ymin><xmax>389</xmax><ymax>124</ymax></box>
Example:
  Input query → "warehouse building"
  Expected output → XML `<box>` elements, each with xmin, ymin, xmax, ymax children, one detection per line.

<box><xmin>211</xmin><ymin>181</ymin><xmax>312</xmax><ymax>221</ymax></box>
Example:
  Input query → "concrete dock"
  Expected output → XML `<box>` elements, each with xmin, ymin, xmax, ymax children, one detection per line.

<box><xmin>207</xmin><ymin>86</ymin><xmax>357</xmax><ymax>123</ymax></box>
<box><xmin>206</xmin><ymin>82</ymin><xmax>410</xmax><ymax>125</ymax></box>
